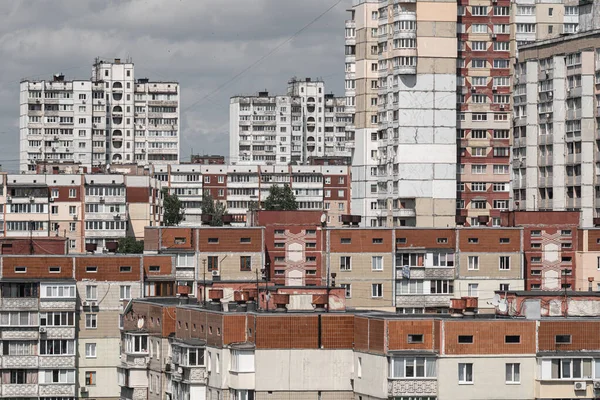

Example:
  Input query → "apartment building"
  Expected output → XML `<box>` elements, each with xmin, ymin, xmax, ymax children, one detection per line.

<box><xmin>345</xmin><ymin>1</ymin><xmax>380</xmax><ymax>229</ymax></box>
<box><xmin>20</xmin><ymin>58</ymin><xmax>180</xmax><ymax>172</ymax></box>
<box><xmin>229</xmin><ymin>78</ymin><xmax>353</xmax><ymax>166</ymax></box>
<box><xmin>0</xmin><ymin>173</ymin><xmax>162</xmax><ymax>253</ymax></box>
<box><xmin>346</xmin><ymin>0</ymin><xmax>457</xmax><ymax>228</ymax></box>
<box><xmin>151</xmin><ymin>163</ymin><xmax>351</xmax><ymax>226</ymax></box>
<box><xmin>0</xmin><ymin>253</ymin><xmax>176</xmax><ymax>400</ymax></box>
<box><xmin>512</xmin><ymin>19</ymin><xmax>600</xmax><ymax>227</ymax></box>
<box><xmin>123</xmin><ymin>294</ymin><xmax>600</xmax><ymax>400</ymax></box>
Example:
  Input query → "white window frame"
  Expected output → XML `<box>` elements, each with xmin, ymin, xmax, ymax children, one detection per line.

<box><xmin>459</xmin><ymin>363</ymin><xmax>473</xmax><ymax>384</ymax></box>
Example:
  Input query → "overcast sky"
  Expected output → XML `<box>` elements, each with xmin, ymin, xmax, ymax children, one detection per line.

<box><xmin>0</xmin><ymin>0</ymin><xmax>348</xmax><ymax>171</ymax></box>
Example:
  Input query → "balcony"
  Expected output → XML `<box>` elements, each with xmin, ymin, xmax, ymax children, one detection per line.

<box><xmin>39</xmin><ymin>355</ymin><xmax>75</xmax><ymax>368</ymax></box>
<box><xmin>120</xmin><ymin>387</ymin><xmax>148</xmax><ymax>400</ymax></box>
<box><xmin>84</xmin><ymin>212</ymin><xmax>129</xmax><ymax>221</ymax></box>
<box><xmin>0</xmin><ymin>297</ymin><xmax>39</xmax><ymax>310</ymax></box>
<box><xmin>396</xmin><ymin>267</ymin><xmax>454</xmax><ymax>280</ymax></box>
<box><xmin>2</xmin><ymin>355</ymin><xmax>38</xmax><ymax>368</ymax></box>
<box><xmin>566</xmin><ymin>153</ymin><xmax>582</xmax><ymax>165</ymax></box>
<box><xmin>38</xmin><ymin>384</ymin><xmax>76</xmax><ymax>397</ymax></box>
<box><xmin>392</xmin><ymin>208</ymin><xmax>416</xmax><ymax>218</ymax></box>
<box><xmin>44</xmin><ymin>327</ymin><xmax>76</xmax><ymax>339</ymax></box>
<box><xmin>388</xmin><ymin>379</ymin><xmax>437</xmax><ymax>398</ymax></box>
<box><xmin>1</xmin><ymin>329</ymin><xmax>39</xmax><ymax>340</ymax></box>
<box><xmin>121</xmin><ymin>354</ymin><xmax>150</xmax><ymax>369</ymax></box>
<box><xmin>175</xmin><ymin>269</ymin><xmax>195</xmax><ymax>280</ymax></box>
<box><xmin>39</xmin><ymin>299</ymin><xmax>76</xmax><ymax>311</ymax></box>
<box><xmin>2</xmin><ymin>384</ymin><xmax>38</xmax><ymax>397</ymax></box>
<box><xmin>395</xmin><ymin>294</ymin><xmax>452</xmax><ymax>308</ymax></box>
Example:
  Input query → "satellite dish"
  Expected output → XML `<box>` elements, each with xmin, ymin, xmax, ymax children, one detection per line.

<box><xmin>320</xmin><ymin>213</ymin><xmax>327</xmax><ymax>224</ymax></box>
<box><xmin>498</xmin><ymin>299</ymin><xmax>508</xmax><ymax>313</ymax></box>
<box><xmin>137</xmin><ymin>318</ymin><xmax>145</xmax><ymax>329</ymax></box>
<box><xmin>491</xmin><ymin>294</ymin><xmax>500</xmax><ymax>307</ymax></box>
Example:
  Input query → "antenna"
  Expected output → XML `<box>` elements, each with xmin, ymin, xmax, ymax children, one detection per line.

<box><xmin>491</xmin><ymin>294</ymin><xmax>500</xmax><ymax>306</ymax></box>
<box><xmin>498</xmin><ymin>299</ymin><xmax>508</xmax><ymax>313</ymax></box>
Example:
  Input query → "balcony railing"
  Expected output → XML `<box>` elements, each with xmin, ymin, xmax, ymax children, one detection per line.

<box><xmin>388</xmin><ymin>379</ymin><xmax>437</xmax><ymax>398</ymax></box>
<box><xmin>0</xmin><ymin>297</ymin><xmax>39</xmax><ymax>310</ymax></box>
<box><xmin>2</xmin><ymin>355</ymin><xmax>38</xmax><ymax>368</ymax></box>
<box><xmin>38</xmin><ymin>384</ymin><xmax>76</xmax><ymax>397</ymax></box>
<box><xmin>394</xmin><ymin>294</ymin><xmax>451</xmax><ymax>308</ymax></box>
<box><xmin>2</xmin><ymin>384</ymin><xmax>38</xmax><ymax>397</ymax></box>
<box><xmin>121</xmin><ymin>354</ymin><xmax>150</xmax><ymax>369</ymax></box>
<box><xmin>39</xmin><ymin>355</ymin><xmax>76</xmax><ymax>368</ymax></box>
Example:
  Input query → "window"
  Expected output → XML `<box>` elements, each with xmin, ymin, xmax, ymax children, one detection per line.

<box><xmin>471</xmin><ymin>6</ymin><xmax>487</xmax><ymax>15</ymax></box>
<box><xmin>389</xmin><ymin>357</ymin><xmax>436</xmax><ymax>378</ymax></box>
<box><xmin>86</xmin><ymin>343</ymin><xmax>97</xmax><ymax>358</ymax></box>
<box><xmin>208</xmin><ymin>237</ymin><xmax>219</xmax><ymax>244</ymax></box>
<box><xmin>371</xmin><ymin>284</ymin><xmax>383</xmax><ymax>298</ymax></box>
<box><xmin>85</xmin><ymin>314</ymin><xmax>97</xmax><ymax>329</ymax></box>
<box><xmin>542</xmin><ymin>358</ymin><xmax>593</xmax><ymax>380</ymax></box>
<box><xmin>85</xmin><ymin>371</ymin><xmax>97</xmax><ymax>386</ymax></box>
<box><xmin>85</xmin><ymin>285</ymin><xmax>97</xmax><ymax>300</ymax></box>
<box><xmin>240</xmin><ymin>237</ymin><xmax>251</xmax><ymax>243</ymax></box>
<box><xmin>500</xmin><ymin>283</ymin><xmax>510</xmax><ymax>291</ymax></box>
<box><xmin>120</xmin><ymin>266</ymin><xmax>131</xmax><ymax>273</ymax></box>
<box><xmin>341</xmin><ymin>238</ymin><xmax>351</xmax><ymax>244</ymax></box>
<box><xmin>125</xmin><ymin>334</ymin><xmax>148</xmax><ymax>354</ymax></box>
<box><xmin>120</xmin><ymin>285</ymin><xmax>131</xmax><ymax>300</ymax></box>
<box><xmin>14</xmin><ymin>266</ymin><xmax>26</xmax><ymax>273</ymax></box>
<box><xmin>69</xmin><ymin>188</ymin><xmax>76</xmax><ymax>198</ymax></box>
<box><xmin>397</xmin><ymin>279</ymin><xmax>424</xmax><ymax>295</ymax></box>
<box><xmin>86</xmin><ymin>266</ymin><xmax>97</xmax><ymax>273</ymax></box>
<box><xmin>472</xmin><ymin>24</ymin><xmax>487</xmax><ymax>33</ymax></box>
<box><xmin>459</xmin><ymin>363</ymin><xmax>473</xmax><ymax>384</ymax></box>
<box><xmin>499</xmin><ymin>256</ymin><xmax>511</xmax><ymax>270</ymax></box>
<box><xmin>506</xmin><ymin>363</ymin><xmax>520</xmax><ymax>383</ymax></box>
<box><xmin>468</xmin><ymin>283</ymin><xmax>479</xmax><ymax>297</ymax></box>
<box><xmin>340</xmin><ymin>256</ymin><xmax>352</xmax><ymax>271</ymax></box>
<box><xmin>49</xmin><ymin>266</ymin><xmax>61</xmax><ymax>273</ymax></box>
<box><xmin>430</xmin><ymin>280</ymin><xmax>453</xmax><ymax>294</ymax></box>
<box><xmin>407</xmin><ymin>334</ymin><xmax>424</xmax><ymax>344</ymax></box>
<box><xmin>458</xmin><ymin>335</ymin><xmax>473</xmax><ymax>344</ymax></box>
<box><xmin>372</xmin><ymin>256</ymin><xmax>383</xmax><ymax>271</ymax></box>
<box><xmin>240</xmin><ymin>256</ymin><xmax>251</xmax><ymax>271</ymax></box>
<box><xmin>69</xmin><ymin>206</ymin><xmax>76</xmax><ymax>215</ymax></box>
<box><xmin>42</xmin><ymin>370</ymin><xmax>76</xmax><ymax>384</ymax></box>
<box><xmin>468</xmin><ymin>238</ymin><xmax>479</xmax><ymax>244</ymax></box>
<box><xmin>230</xmin><ymin>350</ymin><xmax>255</xmax><ymax>372</ymax></box>
<box><xmin>471</xmin><ymin>41</ymin><xmax>487</xmax><ymax>51</ymax></box>
<box><xmin>506</xmin><ymin>335</ymin><xmax>520</xmax><ymax>344</ymax></box>
<box><xmin>372</xmin><ymin>238</ymin><xmax>383</xmax><ymax>244</ymax></box>
<box><xmin>341</xmin><ymin>283</ymin><xmax>351</xmax><ymax>298</ymax></box>
<box><xmin>555</xmin><ymin>335</ymin><xmax>571</xmax><ymax>344</ymax></box>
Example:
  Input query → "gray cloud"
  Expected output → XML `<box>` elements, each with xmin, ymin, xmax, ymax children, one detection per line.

<box><xmin>0</xmin><ymin>0</ymin><xmax>347</xmax><ymax>169</ymax></box>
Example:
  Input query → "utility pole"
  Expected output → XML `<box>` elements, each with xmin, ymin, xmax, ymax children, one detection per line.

<box><xmin>202</xmin><ymin>259</ymin><xmax>207</xmax><ymax>305</ymax></box>
<box><xmin>256</xmin><ymin>269</ymin><xmax>260</xmax><ymax>311</ymax></box>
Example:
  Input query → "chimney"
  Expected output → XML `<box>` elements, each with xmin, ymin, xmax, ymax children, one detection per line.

<box><xmin>462</xmin><ymin>297</ymin><xmax>478</xmax><ymax>316</ymax></box>
<box><xmin>246</xmin><ymin>289</ymin><xmax>258</xmax><ymax>312</ymax></box>
<box><xmin>234</xmin><ymin>291</ymin><xmax>250</xmax><ymax>312</ymax></box>
<box><xmin>450</xmin><ymin>298</ymin><xmax>466</xmax><ymax>318</ymax></box>
<box><xmin>312</xmin><ymin>294</ymin><xmax>327</xmax><ymax>312</ymax></box>
<box><xmin>114</xmin><ymin>58</ymin><xmax>121</xmax><ymax>64</ymax></box>
<box><xmin>207</xmin><ymin>289</ymin><xmax>224</xmax><ymax>311</ymax></box>
<box><xmin>272</xmin><ymin>293</ymin><xmax>289</xmax><ymax>312</ymax></box>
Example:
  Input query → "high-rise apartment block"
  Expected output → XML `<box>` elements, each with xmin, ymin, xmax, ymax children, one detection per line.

<box><xmin>20</xmin><ymin>58</ymin><xmax>180</xmax><ymax>172</ymax></box>
<box><xmin>229</xmin><ymin>78</ymin><xmax>353</xmax><ymax>165</ymax></box>
<box><xmin>511</xmin><ymin>4</ymin><xmax>600</xmax><ymax>227</ymax></box>
<box><xmin>347</xmin><ymin>0</ymin><xmax>457</xmax><ymax>228</ymax></box>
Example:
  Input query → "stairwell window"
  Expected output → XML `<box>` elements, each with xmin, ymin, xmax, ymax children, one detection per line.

<box><xmin>459</xmin><ymin>363</ymin><xmax>473</xmax><ymax>384</ymax></box>
<box><xmin>468</xmin><ymin>256</ymin><xmax>479</xmax><ymax>270</ymax></box>
<box><xmin>506</xmin><ymin>363</ymin><xmax>520</xmax><ymax>383</ymax></box>
<box><xmin>371</xmin><ymin>284</ymin><xmax>383</xmax><ymax>298</ymax></box>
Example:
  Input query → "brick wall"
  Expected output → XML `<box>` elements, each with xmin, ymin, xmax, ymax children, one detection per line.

<box><xmin>255</xmin><ymin>315</ymin><xmax>319</xmax><ymax>349</ymax></box>
<box><xmin>2</xmin><ymin>256</ymin><xmax>74</xmax><ymax>279</ymax></box>
<box><xmin>443</xmin><ymin>320</ymin><xmax>536</xmax><ymax>355</ymax></box>
<box><xmin>538</xmin><ymin>320</ymin><xmax>600</xmax><ymax>351</ymax></box>
<box><xmin>387</xmin><ymin>320</ymin><xmax>436</xmax><ymax>351</ymax></box>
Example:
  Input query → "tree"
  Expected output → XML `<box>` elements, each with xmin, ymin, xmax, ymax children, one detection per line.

<box><xmin>201</xmin><ymin>191</ymin><xmax>228</xmax><ymax>226</ymax></box>
<box><xmin>264</xmin><ymin>184</ymin><xmax>298</xmax><ymax>211</ymax></box>
<box><xmin>162</xmin><ymin>188</ymin><xmax>184</xmax><ymax>226</ymax></box>
<box><xmin>117</xmin><ymin>237</ymin><xmax>144</xmax><ymax>254</ymax></box>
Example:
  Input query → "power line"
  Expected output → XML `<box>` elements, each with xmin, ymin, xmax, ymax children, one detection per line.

<box><xmin>181</xmin><ymin>0</ymin><xmax>344</xmax><ymax>114</ymax></box>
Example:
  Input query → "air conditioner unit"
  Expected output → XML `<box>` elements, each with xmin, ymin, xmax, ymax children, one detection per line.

<box><xmin>99</xmin><ymin>197</ymin><xmax>105</xmax><ymax>203</ymax></box>
<box><xmin>93</xmin><ymin>124</ymin><xmax>97</xmax><ymax>128</ymax></box>
<box><xmin>212</xmin><ymin>270</ymin><xmax>220</xmax><ymax>277</ymax></box>
<box><xmin>546</xmin><ymin>113</ymin><xmax>551</xmax><ymax>118</ymax></box>
<box><xmin>82</xmin><ymin>301</ymin><xmax>89</xmax><ymax>307</ymax></box>
<box><xmin>114</xmin><ymin>214</ymin><xmax>121</xmax><ymax>220</ymax></box>
<box><xmin>177</xmin><ymin>367</ymin><xmax>183</xmax><ymax>374</ymax></box>
<box><xmin>594</xmin><ymin>381</ymin><xmax>600</xmax><ymax>389</ymax></box>
<box><xmin>91</xmin><ymin>301</ymin><xmax>98</xmax><ymax>307</ymax></box>
<box><xmin>29</xmin><ymin>196</ymin><xmax>35</xmax><ymax>202</ymax></box>
<box><xmin>73</xmin><ymin>215</ymin><xmax>78</xmax><ymax>221</ymax></box>
<box><xmin>492</xmin><ymin>86</ymin><xmax>498</xmax><ymax>91</ymax></box>
<box><xmin>82</xmin><ymin>100</ymin><xmax>86</xmax><ymax>104</ymax></box>
<box><xmin>39</xmin><ymin>327</ymin><xmax>47</xmax><ymax>333</ymax></box>
<box><xmin>36</xmin><ymin>99</ymin><xmax>40</xmax><ymax>104</ymax></box>
<box><xmin>54</xmin><ymin>136</ymin><xmax>59</xmax><ymax>141</ymax></box>
<box><xmin>49</xmin><ymin>197</ymin><xmax>54</xmax><ymax>202</ymax></box>
<box><xmin>80</xmin><ymin>387</ymin><xmax>88</xmax><ymax>393</ymax></box>
<box><xmin>6</xmin><ymin>196</ymin><xmax>12</xmax><ymax>203</ymax></box>
<box><xmin>500</xmin><ymin>105</ymin><xmax>506</xmax><ymax>110</ymax></box>
<box><xmin>492</xmin><ymin>33</ymin><xmax>497</xmax><ymax>39</ymax></box>
<box><xmin>574</xmin><ymin>382</ymin><xmax>586</xmax><ymax>391</ymax></box>
<box><xmin>548</xmin><ymin>92</ymin><xmax>553</xmax><ymax>98</ymax></box>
